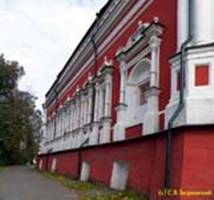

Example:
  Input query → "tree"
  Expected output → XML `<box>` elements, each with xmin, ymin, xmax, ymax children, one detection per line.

<box><xmin>0</xmin><ymin>54</ymin><xmax>42</xmax><ymax>165</ymax></box>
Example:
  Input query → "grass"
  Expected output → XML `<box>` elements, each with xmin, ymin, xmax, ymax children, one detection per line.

<box><xmin>39</xmin><ymin>171</ymin><xmax>148</xmax><ymax>200</ymax></box>
<box><xmin>0</xmin><ymin>166</ymin><xmax>7</xmax><ymax>171</ymax></box>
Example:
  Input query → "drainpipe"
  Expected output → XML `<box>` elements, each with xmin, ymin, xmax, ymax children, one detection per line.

<box><xmin>164</xmin><ymin>0</ymin><xmax>193</xmax><ymax>188</ymax></box>
<box><xmin>45</xmin><ymin>148</ymin><xmax>53</xmax><ymax>171</ymax></box>
<box><xmin>78</xmin><ymin>14</ymin><xmax>100</xmax><ymax>179</ymax></box>
<box><xmin>90</xmin><ymin>13</ymin><xmax>100</xmax><ymax>124</ymax></box>
<box><xmin>77</xmin><ymin>138</ymin><xmax>89</xmax><ymax>178</ymax></box>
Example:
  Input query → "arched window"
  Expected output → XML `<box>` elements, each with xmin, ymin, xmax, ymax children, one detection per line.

<box><xmin>125</xmin><ymin>59</ymin><xmax>151</xmax><ymax>127</ymax></box>
<box><xmin>128</xmin><ymin>59</ymin><xmax>150</xmax><ymax>105</ymax></box>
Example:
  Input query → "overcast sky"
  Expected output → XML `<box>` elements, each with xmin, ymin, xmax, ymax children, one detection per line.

<box><xmin>0</xmin><ymin>0</ymin><xmax>106</xmax><ymax>110</ymax></box>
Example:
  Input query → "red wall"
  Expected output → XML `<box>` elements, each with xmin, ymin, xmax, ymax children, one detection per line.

<box><xmin>46</xmin><ymin>0</ymin><xmax>177</xmax><ymax>128</ymax></box>
<box><xmin>180</xmin><ymin>127</ymin><xmax>214</xmax><ymax>200</ymax></box>
<box><xmin>37</xmin><ymin>126</ymin><xmax>214</xmax><ymax>200</ymax></box>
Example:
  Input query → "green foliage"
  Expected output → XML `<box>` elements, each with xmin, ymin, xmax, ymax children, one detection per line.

<box><xmin>40</xmin><ymin>171</ymin><xmax>148</xmax><ymax>200</ymax></box>
<box><xmin>0</xmin><ymin>54</ymin><xmax>42</xmax><ymax>165</ymax></box>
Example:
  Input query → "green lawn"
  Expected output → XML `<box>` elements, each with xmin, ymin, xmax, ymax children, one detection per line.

<box><xmin>0</xmin><ymin>166</ymin><xmax>6</xmax><ymax>171</ymax></box>
<box><xmin>39</xmin><ymin>171</ymin><xmax>148</xmax><ymax>200</ymax></box>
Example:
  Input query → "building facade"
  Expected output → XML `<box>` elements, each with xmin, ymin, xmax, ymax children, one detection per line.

<box><xmin>37</xmin><ymin>0</ymin><xmax>214</xmax><ymax>199</ymax></box>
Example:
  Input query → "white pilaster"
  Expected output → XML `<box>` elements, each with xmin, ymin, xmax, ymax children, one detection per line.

<box><xmin>119</xmin><ymin>60</ymin><xmax>127</xmax><ymax>104</ymax></box>
<box><xmin>76</xmin><ymin>95</ymin><xmax>81</xmax><ymax>129</ymax></box>
<box><xmin>191</xmin><ymin>0</ymin><xmax>214</xmax><ymax>45</ymax></box>
<box><xmin>104</xmin><ymin>74</ymin><xmax>112</xmax><ymax>117</ymax></box>
<box><xmin>98</xmin><ymin>86</ymin><xmax>104</xmax><ymax>120</ymax></box>
<box><xmin>70</xmin><ymin>102</ymin><xmax>74</xmax><ymax>132</ymax></box>
<box><xmin>94</xmin><ymin>83</ymin><xmax>100</xmax><ymax>122</ymax></box>
<box><xmin>73</xmin><ymin>100</ymin><xmax>78</xmax><ymax>130</ymax></box>
<box><xmin>100</xmin><ymin>65</ymin><xmax>113</xmax><ymax>144</ymax></box>
<box><xmin>142</xmin><ymin>35</ymin><xmax>161</xmax><ymax>135</ymax></box>
<box><xmin>90</xmin><ymin>83</ymin><xmax>100</xmax><ymax>145</ymax></box>
<box><xmin>177</xmin><ymin>0</ymin><xmax>189</xmax><ymax>50</ymax></box>
<box><xmin>113</xmin><ymin>56</ymin><xmax>127</xmax><ymax>141</ymax></box>
<box><xmin>84</xmin><ymin>93</ymin><xmax>88</xmax><ymax>126</ymax></box>
<box><xmin>87</xmin><ymin>85</ymin><xmax>93</xmax><ymax>124</ymax></box>
<box><xmin>80</xmin><ymin>92</ymin><xmax>85</xmax><ymax>128</ymax></box>
<box><xmin>149</xmin><ymin>35</ymin><xmax>161</xmax><ymax>87</ymax></box>
<box><xmin>143</xmin><ymin>88</ymin><xmax>160</xmax><ymax>135</ymax></box>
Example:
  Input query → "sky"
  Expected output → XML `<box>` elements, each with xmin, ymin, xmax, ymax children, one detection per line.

<box><xmin>0</xmin><ymin>0</ymin><xmax>106</xmax><ymax>110</ymax></box>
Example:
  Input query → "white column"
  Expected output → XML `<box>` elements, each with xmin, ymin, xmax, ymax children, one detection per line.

<box><xmin>61</xmin><ymin>110</ymin><xmax>63</xmax><ymax>136</ymax></box>
<box><xmin>62</xmin><ymin>108</ymin><xmax>65</xmax><ymax>134</ymax></box>
<box><xmin>98</xmin><ymin>87</ymin><xmax>104</xmax><ymax>120</ymax></box>
<box><xmin>68</xmin><ymin>104</ymin><xmax>71</xmax><ymax>132</ymax></box>
<box><xmin>191</xmin><ymin>0</ymin><xmax>214</xmax><ymax>45</ymax></box>
<box><xmin>94</xmin><ymin>83</ymin><xmax>100</xmax><ymax>122</ymax></box>
<box><xmin>55</xmin><ymin>114</ymin><xmax>58</xmax><ymax>137</ymax></box>
<box><xmin>177</xmin><ymin>0</ymin><xmax>189</xmax><ymax>50</ymax></box>
<box><xmin>104</xmin><ymin>74</ymin><xmax>112</xmax><ymax>117</ymax></box>
<box><xmin>73</xmin><ymin>101</ymin><xmax>77</xmax><ymax>130</ymax></box>
<box><xmin>76</xmin><ymin>96</ymin><xmax>81</xmax><ymax>129</ymax></box>
<box><xmin>46</xmin><ymin>122</ymin><xmax>49</xmax><ymax>142</ymax></box>
<box><xmin>58</xmin><ymin>111</ymin><xmax>61</xmax><ymax>136</ymax></box>
<box><xmin>100</xmin><ymin>72</ymin><xmax>112</xmax><ymax>144</ymax></box>
<box><xmin>149</xmin><ymin>35</ymin><xmax>161</xmax><ymax>87</ymax></box>
<box><xmin>113</xmin><ymin>58</ymin><xmax>127</xmax><ymax>141</ymax></box>
<box><xmin>77</xmin><ymin>92</ymin><xmax>84</xmax><ymax>147</ymax></box>
<box><xmin>80</xmin><ymin>92</ymin><xmax>85</xmax><ymax>128</ymax></box>
<box><xmin>87</xmin><ymin>86</ymin><xmax>93</xmax><ymax>124</ymax></box>
<box><xmin>49</xmin><ymin>120</ymin><xmax>52</xmax><ymax>140</ymax></box>
<box><xmin>90</xmin><ymin>82</ymin><xmax>100</xmax><ymax>145</ymax></box>
<box><xmin>60</xmin><ymin>111</ymin><xmax>62</xmax><ymax>136</ymax></box>
<box><xmin>143</xmin><ymin>35</ymin><xmax>161</xmax><ymax>135</ymax></box>
<box><xmin>84</xmin><ymin>95</ymin><xmax>88</xmax><ymax>125</ymax></box>
<box><xmin>57</xmin><ymin>114</ymin><xmax>60</xmax><ymax>137</ymax></box>
<box><xmin>73</xmin><ymin>102</ymin><xmax>76</xmax><ymax>130</ymax></box>
<box><xmin>59</xmin><ymin>112</ymin><xmax>62</xmax><ymax>136</ymax></box>
<box><xmin>64</xmin><ymin>108</ymin><xmax>67</xmax><ymax>133</ymax></box>
<box><xmin>46</xmin><ymin>120</ymin><xmax>49</xmax><ymax>141</ymax></box>
<box><xmin>119</xmin><ymin>61</ymin><xmax>127</xmax><ymax>104</ymax></box>
<box><xmin>66</xmin><ymin>107</ymin><xmax>70</xmax><ymax>133</ymax></box>
<box><xmin>70</xmin><ymin>102</ymin><xmax>74</xmax><ymax>131</ymax></box>
<box><xmin>53</xmin><ymin>113</ymin><xmax>57</xmax><ymax>138</ymax></box>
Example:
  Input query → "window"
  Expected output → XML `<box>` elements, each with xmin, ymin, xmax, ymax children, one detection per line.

<box><xmin>138</xmin><ymin>82</ymin><xmax>150</xmax><ymax>105</ymax></box>
<box><xmin>125</xmin><ymin>59</ymin><xmax>151</xmax><ymax>126</ymax></box>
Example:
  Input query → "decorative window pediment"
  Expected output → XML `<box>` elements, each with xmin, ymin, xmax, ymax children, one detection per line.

<box><xmin>116</xmin><ymin>18</ymin><xmax>164</xmax><ymax>63</ymax></box>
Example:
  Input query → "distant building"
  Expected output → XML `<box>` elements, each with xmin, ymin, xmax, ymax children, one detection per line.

<box><xmin>38</xmin><ymin>1</ymin><xmax>214</xmax><ymax>199</ymax></box>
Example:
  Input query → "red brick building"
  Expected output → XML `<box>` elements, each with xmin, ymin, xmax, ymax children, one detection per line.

<box><xmin>37</xmin><ymin>0</ymin><xmax>214</xmax><ymax>199</ymax></box>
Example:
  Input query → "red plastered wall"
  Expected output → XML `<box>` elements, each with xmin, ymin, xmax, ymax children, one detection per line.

<box><xmin>46</xmin><ymin>0</ymin><xmax>177</xmax><ymax>128</ymax></box>
<box><xmin>179</xmin><ymin>127</ymin><xmax>214</xmax><ymax>200</ymax></box>
<box><xmin>37</xmin><ymin>127</ymin><xmax>214</xmax><ymax>199</ymax></box>
<box><xmin>54</xmin><ymin>151</ymin><xmax>79</xmax><ymax>177</ymax></box>
<box><xmin>37</xmin><ymin>127</ymin><xmax>197</xmax><ymax>200</ymax></box>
